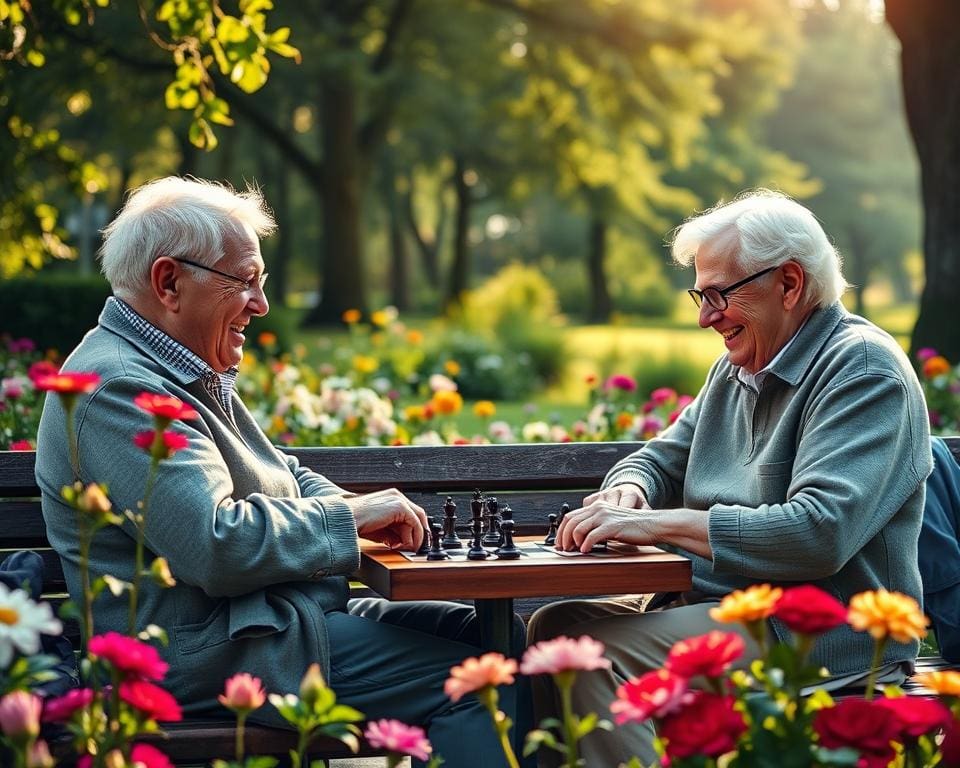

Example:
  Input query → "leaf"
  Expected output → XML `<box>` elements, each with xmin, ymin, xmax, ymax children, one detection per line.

<box><xmin>268</xmin><ymin>42</ymin><xmax>301</xmax><ymax>62</ymax></box>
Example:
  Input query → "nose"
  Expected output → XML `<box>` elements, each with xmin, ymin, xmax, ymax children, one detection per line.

<box><xmin>698</xmin><ymin>301</ymin><xmax>722</xmax><ymax>328</ymax></box>
<box><xmin>249</xmin><ymin>285</ymin><xmax>269</xmax><ymax>317</ymax></box>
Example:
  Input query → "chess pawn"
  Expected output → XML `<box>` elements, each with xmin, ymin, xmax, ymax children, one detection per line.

<box><xmin>467</xmin><ymin>516</ymin><xmax>489</xmax><ymax>560</ymax></box>
<box><xmin>483</xmin><ymin>496</ymin><xmax>502</xmax><ymax>547</ymax></box>
<box><xmin>426</xmin><ymin>520</ymin><xmax>450</xmax><ymax>561</ymax></box>
<box><xmin>495</xmin><ymin>518</ymin><xmax>521</xmax><ymax>560</ymax></box>
<box><xmin>441</xmin><ymin>496</ymin><xmax>463</xmax><ymax>549</ymax></box>
<box><xmin>558</xmin><ymin>502</ymin><xmax>570</xmax><ymax>525</ymax></box>
<box><xmin>544</xmin><ymin>512</ymin><xmax>558</xmax><ymax>546</ymax></box>
<box><xmin>498</xmin><ymin>504</ymin><xmax>514</xmax><ymax>546</ymax></box>
<box><xmin>416</xmin><ymin>515</ymin><xmax>433</xmax><ymax>555</ymax></box>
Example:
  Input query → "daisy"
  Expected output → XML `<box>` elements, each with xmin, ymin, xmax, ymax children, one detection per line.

<box><xmin>0</xmin><ymin>584</ymin><xmax>63</xmax><ymax>669</ymax></box>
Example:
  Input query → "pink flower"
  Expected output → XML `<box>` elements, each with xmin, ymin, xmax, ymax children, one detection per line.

<box><xmin>31</xmin><ymin>371</ymin><xmax>100</xmax><ymax>394</ymax></box>
<box><xmin>677</xmin><ymin>394</ymin><xmax>694</xmax><ymax>409</ymax></box>
<box><xmin>665</xmin><ymin>630</ymin><xmax>745</xmax><ymax>678</ymax></box>
<box><xmin>218</xmin><ymin>673</ymin><xmax>266</xmax><ymax>714</ymax></box>
<box><xmin>875</xmin><ymin>696</ymin><xmax>952</xmax><ymax>740</ymax></box>
<box><xmin>0</xmin><ymin>690</ymin><xmax>41</xmax><ymax>738</ymax></box>
<box><xmin>42</xmin><ymin>688</ymin><xmax>94</xmax><ymax>722</ymax></box>
<box><xmin>520</xmin><ymin>635</ymin><xmax>612</xmax><ymax>675</ymax></box>
<box><xmin>364</xmin><ymin>719</ymin><xmax>432</xmax><ymax>762</ymax></box>
<box><xmin>27</xmin><ymin>361</ymin><xmax>58</xmax><ymax>382</ymax></box>
<box><xmin>134</xmin><ymin>392</ymin><xmax>199</xmax><ymax>421</ymax></box>
<box><xmin>9</xmin><ymin>439</ymin><xmax>33</xmax><ymax>451</ymax></box>
<box><xmin>604</xmin><ymin>374</ymin><xmax>637</xmax><ymax>393</ymax></box>
<box><xmin>79</xmin><ymin>744</ymin><xmax>173</xmax><ymax>768</ymax></box>
<box><xmin>120</xmin><ymin>680</ymin><xmax>182</xmax><ymax>722</ymax></box>
<box><xmin>650</xmin><ymin>387</ymin><xmax>677</xmax><ymax>406</ymax></box>
<box><xmin>610</xmin><ymin>669</ymin><xmax>692</xmax><ymax>724</ymax></box>
<box><xmin>916</xmin><ymin>347</ymin><xmax>939</xmax><ymax>362</ymax></box>
<box><xmin>133</xmin><ymin>430</ymin><xmax>189</xmax><ymax>458</ymax></box>
<box><xmin>444</xmin><ymin>653</ymin><xmax>517</xmax><ymax>702</ymax></box>
<box><xmin>88</xmin><ymin>632</ymin><xmax>168</xmax><ymax>681</ymax></box>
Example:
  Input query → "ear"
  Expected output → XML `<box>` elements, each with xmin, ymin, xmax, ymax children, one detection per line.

<box><xmin>151</xmin><ymin>257</ymin><xmax>181</xmax><ymax>311</ymax></box>
<box><xmin>780</xmin><ymin>261</ymin><xmax>805</xmax><ymax>311</ymax></box>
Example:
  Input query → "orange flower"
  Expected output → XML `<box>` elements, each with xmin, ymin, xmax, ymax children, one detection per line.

<box><xmin>922</xmin><ymin>355</ymin><xmax>951</xmax><ymax>378</ymax></box>
<box><xmin>616</xmin><ymin>411</ymin><xmax>634</xmax><ymax>431</ymax></box>
<box><xmin>406</xmin><ymin>330</ymin><xmax>424</xmax><ymax>345</ymax></box>
<box><xmin>77</xmin><ymin>483</ymin><xmax>111</xmax><ymax>514</ymax></box>
<box><xmin>473</xmin><ymin>400</ymin><xmax>496</xmax><ymax>418</ymax></box>
<box><xmin>403</xmin><ymin>405</ymin><xmax>426</xmax><ymax>422</ymax></box>
<box><xmin>257</xmin><ymin>331</ymin><xmax>277</xmax><ymax>347</ymax></box>
<box><xmin>913</xmin><ymin>669</ymin><xmax>960</xmax><ymax>696</ymax></box>
<box><xmin>431</xmin><ymin>390</ymin><xmax>463</xmax><ymax>416</ymax></box>
<box><xmin>709</xmin><ymin>584</ymin><xmax>783</xmax><ymax>624</ymax></box>
<box><xmin>342</xmin><ymin>309</ymin><xmax>362</xmax><ymax>324</ymax></box>
<box><xmin>444</xmin><ymin>653</ymin><xmax>517</xmax><ymax>702</ymax></box>
<box><xmin>847</xmin><ymin>589</ymin><xmax>928</xmax><ymax>644</ymax></box>
<box><xmin>444</xmin><ymin>360</ymin><xmax>461</xmax><ymax>376</ymax></box>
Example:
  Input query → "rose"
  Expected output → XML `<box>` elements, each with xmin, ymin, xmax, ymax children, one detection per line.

<box><xmin>875</xmin><ymin>696</ymin><xmax>952</xmax><ymax>739</ymax></box>
<box><xmin>610</xmin><ymin>669</ymin><xmax>691</xmax><ymax>724</ymax></box>
<box><xmin>813</xmin><ymin>698</ymin><xmax>902</xmax><ymax>768</ymax></box>
<box><xmin>773</xmin><ymin>584</ymin><xmax>848</xmax><ymax>635</ymax></box>
<box><xmin>87</xmin><ymin>632</ymin><xmax>168</xmax><ymax>680</ymax></box>
<box><xmin>119</xmin><ymin>680</ymin><xmax>183</xmax><ymax>722</ymax></box>
<box><xmin>659</xmin><ymin>691</ymin><xmax>746</xmax><ymax>760</ymax></box>
<box><xmin>41</xmin><ymin>689</ymin><xmax>94</xmax><ymax>723</ymax></box>
<box><xmin>665</xmin><ymin>630</ymin><xmax>745</xmax><ymax>678</ymax></box>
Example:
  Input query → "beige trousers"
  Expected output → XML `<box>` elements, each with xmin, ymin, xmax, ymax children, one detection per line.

<box><xmin>526</xmin><ymin>596</ymin><xmax>763</xmax><ymax>768</ymax></box>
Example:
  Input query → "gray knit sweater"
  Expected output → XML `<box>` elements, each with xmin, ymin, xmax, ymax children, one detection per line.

<box><xmin>603</xmin><ymin>302</ymin><xmax>933</xmax><ymax>675</ymax></box>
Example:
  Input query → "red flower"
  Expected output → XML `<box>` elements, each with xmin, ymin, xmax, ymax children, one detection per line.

<box><xmin>774</xmin><ymin>585</ymin><xmax>848</xmax><ymax>635</ymax></box>
<box><xmin>659</xmin><ymin>692</ymin><xmax>747</xmax><ymax>760</ymax></box>
<box><xmin>42</xmin><ymin>688</ymin><xmax>94</xmax><ymax>722</ymax></box>
<box><xmin>31</xmin><ymin>371</ymin><xmax>100</xmax><ymax>394</ymax></box>
<box><xmin>134</xmin><ymin>392</ymin><xmax>199</xmax><ymax>421</ymax></box>
<box><xmin>134</xmin><ymin>430</ymin><xmax>189</xmax><ymax>458</ymax></box>
<box><xmin>942</xmin><ymin>718</ymin><xmax>960</xmax><ymax>766</ymax></box>
<box><xmin>27</xmin><ymin>361</ymin><xmax>58</xmax><ymax>382</ymax></box>
<box><xmin>875</xmin><ymin>696</ymin><xmax>952</xmax><ymax>740</ymax></box>
<box><xmin>8</xmin><ymin>440</ymin><xmax>33</xmax><ymax>451</ymax></box>
<box><xmin>665</xmin><ymin>630</ymin><xmax>745</xmax><ymax>678</ymax></box>
<box><xmin>604</xmin><ymin>374</ymin><xmax>637</xmax><ymax>393</ymax></box>
<box><xmin>88</xmin><ymin>632</ymin><xmax>168</xmax><ymax>681</ymax></box>
<box><xmin>814</xmin><ymin>698</ymin><xmax>902</xmax><ymax>768</ymax></box>
<box><xmin>78</xmin><ymin>744</ymin><xmax>174</xmax><ymax>768</ymax></box>
<box><xmin>120</xmin><ymin>680</ymin><xmax>182</xmax><ymax>722</ymax></box>
<box><xmin>610</xmin><ymin>669</ymin><xmax>691</xmax><ymax>724</ymax></box>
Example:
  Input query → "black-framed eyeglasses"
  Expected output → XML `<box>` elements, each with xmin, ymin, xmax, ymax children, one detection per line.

<box><xmin>687</xmin><ymin>265</ymin><xmax>779</xmax><ymax>311</ymax></box>
<box><xmin>172</xmin><ymin>257</ymin><xmax>268</xmax><ymax>292</ymax></box>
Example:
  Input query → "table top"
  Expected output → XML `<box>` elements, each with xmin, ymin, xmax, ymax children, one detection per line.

<box><xmin>355</xmin><ymin>536</ymin><xmax>692</xmax><ymax>601</ymax></box>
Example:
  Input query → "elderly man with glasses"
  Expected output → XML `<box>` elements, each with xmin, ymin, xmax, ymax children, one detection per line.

<box><xmin>36</xmin><ymin>176</ymin><xmax>528</xmax><ymax>767</ymax></box>
<box><xmin>528</xmin><ymin>189</ymin><xmax>933</xmax><ymax>767</ymax></box>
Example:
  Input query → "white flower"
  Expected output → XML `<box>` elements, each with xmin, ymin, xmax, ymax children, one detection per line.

<box><xmin>0</xmin><ymin>584</ymin><xmax>62</xmax><ymax>669</ymax></box>
<box><xmin>412</xmin><ymin>430</ymin><xmax>445</xmax><ymax>446</ymax></box>
<box><xmin>488</xmin><ymin>420</ymin><xmax>515</xmax><ymax>443</ymax></box>
<box><xmin>521</xmin><ymin>421</ymin><xmax>551</xmax><ymax>442</ymax></box>
<box><xmin>428</xmin><ymin>374</ymin><xmax>458</xmax><ymax>393</ymax></box>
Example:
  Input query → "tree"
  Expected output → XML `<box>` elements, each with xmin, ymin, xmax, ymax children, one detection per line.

<box><xmin>886</xmin><ymin>1</ymin><xmax>960</xmax><ymax>359</ymax></box>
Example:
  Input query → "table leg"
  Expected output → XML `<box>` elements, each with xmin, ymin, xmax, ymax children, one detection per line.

<box><xmin>475</xmin><ymin>596</ymin><xmax>517</xmax><ymax>656</ymax></box>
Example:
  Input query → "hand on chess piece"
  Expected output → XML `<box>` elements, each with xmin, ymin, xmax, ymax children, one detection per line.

<box><xmin>581</xmin><ymin>482</ymin><xmax>651</xmax><ymax>510</ymax></box>
<box><xmin>343</xmin><ymin>488</ymin><xmax>429</xmax><ymax>551</ymax></box>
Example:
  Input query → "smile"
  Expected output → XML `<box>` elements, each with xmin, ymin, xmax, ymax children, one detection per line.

<box><xmin>720</xmin><ymin>327</ymin><xmax>743</xmax><ymax>341</ymax></box>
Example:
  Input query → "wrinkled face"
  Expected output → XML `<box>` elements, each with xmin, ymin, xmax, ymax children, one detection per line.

<box><xmin>175</xmin><ymin>224</ymin><xmax>269</xmax><ymax>372</ymax></box>
<box><xmin>693</xmin><ymin>244</ymin><xmax>794</xmax><ymax>374</ymax></box>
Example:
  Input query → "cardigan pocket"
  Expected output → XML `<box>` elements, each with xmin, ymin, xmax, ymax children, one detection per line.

<box><xmin>174</xmin><ymin>591</ymin><xmax>295</xmax><ymax>655</ymax></box>
<box><xmin>756</xmin><ymin>458</ymin><xmax>794</xmax><ymax>503</ymax></box>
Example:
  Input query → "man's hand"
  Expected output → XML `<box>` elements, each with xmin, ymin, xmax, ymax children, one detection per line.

<box><xmin>581</xmin><ymin>482</ymin><xmax>650</xmax><ymax>510</ymax></box>
<box><xmin>344</xmin><ymin>489</ymin><xmax>428</xmax><ymax>551</ymax></box>
<box><xmin>556</xmin><ymin>499</ymin><xmax>657</xmax><ymax>553</ymax></box>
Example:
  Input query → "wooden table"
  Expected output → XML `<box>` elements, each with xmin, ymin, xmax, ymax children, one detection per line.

<box><xmin>355</xmin><ymin>536</ymin><xmax>692</xmax><ymax>655</ymax></box>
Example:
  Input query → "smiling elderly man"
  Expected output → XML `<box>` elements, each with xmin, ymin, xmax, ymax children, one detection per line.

<box><xmin>528</xmin><ymin>189</ymin><xmax>934</xmax><ymax>767</ymax></box>
<box><xmin>36</xmin><ymin>176</ymin><xmax>524</xmax><ymax>768</ymax></box>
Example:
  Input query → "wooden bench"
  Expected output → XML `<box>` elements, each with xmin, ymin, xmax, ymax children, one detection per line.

<box><xmin>3</xmin><ymin>439</ymin><xmax>959</xmax><ymax>762</ymax></box>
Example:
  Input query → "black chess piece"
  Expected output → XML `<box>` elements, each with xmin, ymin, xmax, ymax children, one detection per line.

<box><xmin>498</xmin><ymin>504</ymin><xmax>514</xmax><ymax>546</ymax></box>
<box><xmin>495</xmin><ymin>518</ymin><xmax>521</xmax><ymax>559</ymax></box>
<box><xmin>467</xmin><ymin>516</ymin><xmax>489</xmax><ymax>560</ymax></box>
<box><xmin>441</xmin><ymin>496</ymin><xmax>463</xmax><ymax>549</ymax></box>
<box><xmin>426</xmin><ymin>519</ymin><xmax>450</xmax><ymax>561</ymax></box>
<box><xmin>483</xmin><ymin>496</ymin><xmax>502</xmax><ymax>547</ymax></box>
<box><xmin>470</xmin><ymin>490</ymin><xmax>484</xmax><ymax>526</ymax></box>
<box><xmin>558</xmin><ymin>502</ymin><xmax>570</xmax><ymax>524</ymax></box>
<box><xmin>416</xmin><ymin>515</ymin><xmax>433</xmax><ymax>555</ymax></box>
<box><xmin>544</xmin><ymin>512</ymin><xmax>558</xmax><ymax>546</ymax></box>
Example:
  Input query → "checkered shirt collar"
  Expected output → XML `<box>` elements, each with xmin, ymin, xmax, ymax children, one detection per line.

<box><xmin>109</xmin><ymin>297</ymin><xmax>238</xmax><ymax>416</ymax></box>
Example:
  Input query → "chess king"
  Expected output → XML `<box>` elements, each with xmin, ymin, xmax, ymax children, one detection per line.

<box><xmin>35</xmin><ymin>176</ymin><xmax>531</xmax><ymax>767</ymax></box>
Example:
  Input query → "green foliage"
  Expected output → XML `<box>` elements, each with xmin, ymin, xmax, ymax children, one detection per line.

<box><xmin>0</xmin><ymin>275</ymin><xmax>111</xmax><ymax>354</ymax></box>
<box><xmin>248</xmin><ymin>306</ymin><xmax>303</xmax><ymax>354</ymax></box>
<box><xmin>628</xmin><ymin>355</ymin><xmax>706</xmax><ymax>402</ymax></box>
<box><xmin>423</xmin><ymin>331</ymin><xmax>539</xmax><ymax>401</ymax></box>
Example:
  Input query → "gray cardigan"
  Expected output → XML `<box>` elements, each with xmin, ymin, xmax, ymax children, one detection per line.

<box><xmin>604</xmin><ymin>302</ymin><xmax>933</xmax><ymax>675</ymax></box>
<box><xmin>36</xmin><ymin>301</ymin><xmax>360</xmax><ymax>720</ymax></box>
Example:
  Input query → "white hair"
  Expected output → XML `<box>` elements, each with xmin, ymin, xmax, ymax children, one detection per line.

<box><xmin>671</xmin><ymin>189</ymin><xmax>848</xmax><ymax>307</ymax></box>
<box><xmin>99</xmin><ymin>176</ymin><xmax>276</xmax><ymax>297</ymax></box>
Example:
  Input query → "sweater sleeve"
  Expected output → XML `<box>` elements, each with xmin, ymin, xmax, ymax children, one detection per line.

<box><xmin>75</xmin><ymin>377</ymin><xmax>360</xmax><ymax>598</ymax></box>
<box><xmin>708</xmin><ymin>369</ymin><xmax>932</xmax><ymax>581</ymax></box>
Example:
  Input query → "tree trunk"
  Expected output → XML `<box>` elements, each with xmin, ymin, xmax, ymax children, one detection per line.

<box><xmin>380</xmin><ymin>151</ymin><xmax>410</xmax><ymax>311</ymax></box>
<box><xmin>887</xmin><ymin>1</ymin><xmax>960</xmax><ymax>360</ymax></box>
<box><xmin>403</xmin><ymin>185</ymin><xmax>441</xmax><ymax>289</ymax></box>
<box><xmin>303</xmin><ymin>81</ymin><xmax>367</xmax><ymax>325</ymax></box>
<box><xmin>444</xmin><ymin>156</ymin><xmax>471</xmax><ymax>312</ymax></box>
<box><xmin>265</xmin><ymin>149</ymin><xmax>292</xmax><ymax>307</ymax></box>
<box><xmin>587</xmin><ymin>214</ymin><xmax>612</xmax><ymax>323</ymax></box>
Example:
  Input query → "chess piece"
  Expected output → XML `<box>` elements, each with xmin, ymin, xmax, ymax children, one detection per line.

<box><xmin>470</xmin><ymin>490</ymin><xmax>484</xmax><ymax>526</ymax></box>
<box><xmin>544</xmin><ymin>512</ymin><xmax>558</xmax><ymax>546</ymax></box>
<box><xmin>426</xmin><ymin>519</ymin><xmax>450</xmax><ymax>561</ymax></box>
<box><xmin>441</xmin><ymin>496</ymin><xmax>463</xmax><ymax>549</ymax></box>
<box><xmin>495</xmin><ymin>518</ymin><xmax>521</xmax><ymax>559</ymax></box>
<box><xmin>558</xmin><ymin>502</ymin><xmax>570</xmax><ymax>524</ymax></box>
<box><xmin>483</xmin><ymin>496</ymin><xmax>502</xmax><ymax>547</ymax></box>
<box><xmin>498</xmin><ymin>504</ymin><xmax>514</xmax><ymax>546</ymax></box>
<box><xmin>416</xmin><ymin>515</ymin><xmax>433</xmax><ymax>555</ymax></box>
<box><xmin>467</xmin><ymin>517</ymin><xmax>489</xmax><ymax>560</ymax></box>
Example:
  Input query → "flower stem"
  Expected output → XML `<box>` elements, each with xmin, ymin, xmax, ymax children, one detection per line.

<box><xmin>127</xmin><ymin>454</ymin><xmax>158</xmax><ymax>635</ymax></box>
<box><xmin>78</xmin><ymin>514</ymin><xmax>95</xmax><ymax>647</ymax></box>
<box><xmin>557</xmin><ymin>672</ymin><xmax>579</xmax><ymax>768</ymax></box>
<box><xmin>478</xmin><ymin>687</ymin><xmax>520</xmax><ymax>768</ymax></box>
<box><xmin>864</xmin><ymin>636</ymin><xmax>888</xmax><ymax>701</ymax></box>
<box><xmin>235</xmin><ymin>711</ymin><xmax>247</xmax><ymax>763</ymax></box>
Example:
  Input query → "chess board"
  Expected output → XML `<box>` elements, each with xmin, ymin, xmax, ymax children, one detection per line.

<box><xmin>399</xmin><ymin>540</ymin><xmax>643</xmax><ymax>562</ymax></box>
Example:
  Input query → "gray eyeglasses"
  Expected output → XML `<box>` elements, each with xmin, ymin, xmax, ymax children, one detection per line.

<box><xmin>687</xmin><ymin>265</ymin><xmax>779</xmax><ymax>311</ymax></box>
<box><xmin>173</xmin><ymin>257</ymin><xmax>268</xmax><ymax>292</ymax></box>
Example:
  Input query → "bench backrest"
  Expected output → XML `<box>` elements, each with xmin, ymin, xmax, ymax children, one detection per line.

<box><xmin>4</xmin><ymin>438</ymin><xmax>960</xmax><ymax>642</ymax></box>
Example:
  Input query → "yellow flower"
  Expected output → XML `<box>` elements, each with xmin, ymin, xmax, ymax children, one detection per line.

<box><xmin>431</xmin><ymin>390</ymin><xmax>463</xmax><ymax>416</ymax></box>
<box><xmin>913</xmin><ymin>669</ymin><xmax>960</xmax><ymax>696</ymax></box>
<box><xmin>406</xmin><ymin>330</ymin><xmax>424</xmax><ymax>345</ymax></box>
<box><xmin>353</xmin><ymin>355</ymin><xmax>378</xmax><ymax>374</ymax></box>
<box><xmin>257</xmin><ymin>331</ymin><xmax>277</xmax><ymax>347</ymax></box>
<box><xmin>709</xmin><ymin>584</ymin><xmax>783</xmax><ymax>624</ymax></box>
<box><xmin>923</xmin><ymin>355</ymin><xmax>951</xmax><ymax>378</ymax></box>
<box><xmin>77</xmin><ymin>483</ymin><xmax>112</xmax><ymax>514</ymax></box>
<box><xmin>444</xmin><ymin>360</ymin><xmax>461</xmax><ymax>376</ymax></box>
<box><xmin>150</xmin><ymin>557</ymin><xmax>176</xmax><ymax>588</ymax></box>
<box><xmin>404</xmin><ymin>405</ymin><xmax>426</xmax><ymax>422</ymax></box>
<box><xmin>847</xmin><ymin>589</ymin><xmax>928</xmax><ymax>643</ymax></box>
<box><xmin>370</xmin><ymin>310</ymin><xmax>389</xmax><ymax>328</ymax></box>
<box><xmin>473</xmin><ymin>400</ymin><xmax>496</xmax><ymax>418</ymax></box>
<box><xmin>271</xmin><ymin>415</ymin><xmax>287</xmax><ymax>433</ymax></box>
<box><xmin>342</xmin><ymin>308</ymin><xmax>362</xmax><ymax>325</ymax></box>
